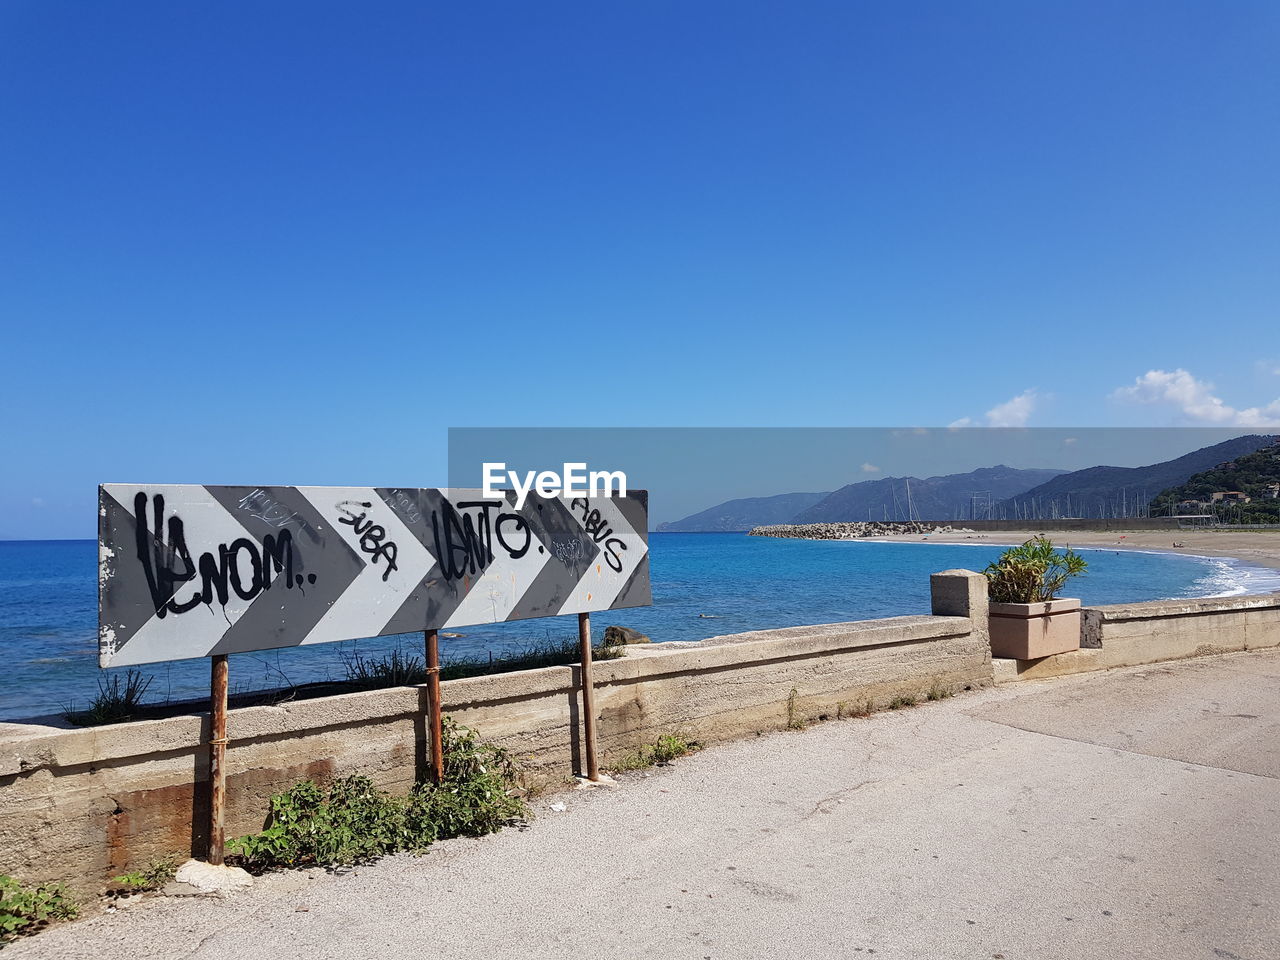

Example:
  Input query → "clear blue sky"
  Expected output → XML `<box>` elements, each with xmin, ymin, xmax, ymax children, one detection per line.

<box><xmin>2</xmin><ymin>1</ymin><xmax>1278</xmax><ymax>538</ymax></box>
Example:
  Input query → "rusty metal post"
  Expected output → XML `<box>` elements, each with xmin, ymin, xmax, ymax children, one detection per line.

<box><xmin>207</xmin><ymin>654</ymin><xmax>229</xmax><ymax>865</ymax></box>
<box><xmin>425</xmin><ymin>629</ymin><xmax>444</xmax><ymax>784</ymax></box>
<box><xmin>578</xmin><ymin>612</ymin><xmax>599</xmax><ymax>781</ymax></box>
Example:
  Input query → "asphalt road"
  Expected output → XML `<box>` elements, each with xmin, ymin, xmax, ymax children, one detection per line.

<box><xmin>12</xmin><ymin>650</ymin><xmax>1280</xmax><ymax>960</ymax></box>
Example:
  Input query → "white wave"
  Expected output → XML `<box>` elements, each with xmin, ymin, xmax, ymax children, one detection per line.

<box><xmin>1184</xmin><ymin>556</ymin><xmax>1280</xmax><ymax>599</ymax></box>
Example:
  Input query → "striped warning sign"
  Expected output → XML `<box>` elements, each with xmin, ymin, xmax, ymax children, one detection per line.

<box><xmin>98</xmin><ymin>485</ymin><xmax>650</xmax><ymax>667</ymax></box>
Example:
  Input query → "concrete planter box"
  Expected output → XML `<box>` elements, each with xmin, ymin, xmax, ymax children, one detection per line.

<box><xmin>989</xmin><ymin>598</ymin><xmax>1081</xmax><ymax>659</ymax></box>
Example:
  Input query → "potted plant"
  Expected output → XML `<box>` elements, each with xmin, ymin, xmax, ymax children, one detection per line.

<box><xmin>983</xmin><ymin>536</ymin><xmax>1088</xmax><ymax>659</ymax></box>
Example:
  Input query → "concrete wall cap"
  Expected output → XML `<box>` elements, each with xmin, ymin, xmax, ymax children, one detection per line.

<box><xmin>1086</xmin><ymin>594</ymin><xmax>1280</xmax><ymax>622</ymax></box>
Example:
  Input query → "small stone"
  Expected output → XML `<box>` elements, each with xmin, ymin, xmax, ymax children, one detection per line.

<box><xmin>174</xmin><ymin>859</ymin><xmax>254</xmax><ymax>894</ymax></box>
<box><xmin>603</xmin><ymin>625</ymin><xmax>650</xmax><ymax>645</ymax></box>
<box><xmin>549</xmin><ymin>802</ymin><xmax>567</xmax><ymax>812</ymax></box>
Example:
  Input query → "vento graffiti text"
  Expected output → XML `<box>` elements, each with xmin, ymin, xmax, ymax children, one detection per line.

<box><xmin>432</xmin><ymin>500</ymin><xmax>531</xmax><ymax>581</ymax></box>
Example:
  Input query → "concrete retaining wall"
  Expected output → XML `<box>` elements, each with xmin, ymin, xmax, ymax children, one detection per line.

<box><xmin>0</xmin><ymin>571</ymin><xmax>992</xmax><ymax>896</ymax></box>
<box><xmin>5</xmin><ymin>569</ymin><xmax>1274</xmax><ymax>895</ymax></box>
<box><xmin>994</xmin><ymin>593</ymin><xmax>1280</xmax><ymax>682</ymax></box>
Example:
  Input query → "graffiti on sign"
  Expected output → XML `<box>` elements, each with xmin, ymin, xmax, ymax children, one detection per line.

<box><xmin>98</xmin><ymin>484</ymin><xmax>650</xmax><ymax>667</ymax></box>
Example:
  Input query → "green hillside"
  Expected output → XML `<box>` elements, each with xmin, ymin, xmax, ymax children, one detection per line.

<box><xmin>1149</xmin><ymin>439</ymin><xmax>1280</xmax><ymax>523</ymax></box>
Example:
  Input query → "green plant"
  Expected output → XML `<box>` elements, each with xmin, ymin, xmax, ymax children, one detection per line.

<box><xmin>438</xmin><ymin>636</ymin><xmax>624</xmax><ymax>683</ymax></box>
<box><xmin>109</xmin><ymin>855</ymin><xmax>180</xmax><ymax>894</ymax></box>
<box><xmin>342</xmin><ymin>636</ymin><xmax>628</xmax><ymax>692</ymax></box>
<box><xmin>342</xmin><ymin>648</ymin><xmax>427</xmax><ymax>688</ymax></box>
<box><xmin>926</xmin><ymin>680</ymin><xmax>953</xmax><ymax>702</ymax></box>
<box><xmin>61</xmin><ymin>669</ymin><xmax>154</xmax><ymax>726</ymax></box>
<box><xmin>609</xmin><ymin>734</ymin><xmax>699</xmax><ymax>773</ymax></box>
<box><xmin>786</xmin><ymin>687</ymin><xmax>807</xmax><ymax>730</ymax></box>
<box><xmin>847</xmin><ymin>698</ymin><xmax>874</xmax><ymax>718</ymax></box>
<box><xmin>109</xmin><ymin>872</ymin><xmax>149</xmax><ymax>893</ymax></box>
<box><xmin>983</xmin><ymin>535</ymin><xmax>1088</xmax><ymax>603</ymax></box>
<box><xmin>888</xmin><ymin>695</ymin><xmax>917</xmax><ymax>710</ymax></box>
<box><xmin>229</xmin><ymin>718</ymin><xmax>525</xmax><ymax>872</ymax></box>
<box><xmin>233</xmin><ymin>776</ymin><xmax>411</xmax><ymax>871</ymax></box>
<box><xmin>0</xmin><ymin>875</ymin><xmax>77</xmax><ymax>945</ymax></box>
<box><xmin>406</xmin><ymin>720</ymin><xmax>525</xmax><ymax>840</ymax></box>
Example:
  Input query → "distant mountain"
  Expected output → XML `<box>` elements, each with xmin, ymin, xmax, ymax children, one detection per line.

<box><xmin>793</xmin><ymin>466</ymin><xmax>1065</xmax><ymax>523</ymax></box>
<box><xmin>660</xmin><ymin>435</ymin><xmax>1280</xmax><ymax>531</ymax></box>
<box><xmin>999</xmin><ymin>434</ymin><xmax>1279</xmax><ymax>519</ymax></box>
<box><xmin>657</xmin><ymin>492</ymin><xmax>831</xmax><ymax>532</ymax></box>
<box><xmin>1150</xmin><ymin>439</ymin><xmax>1280</xmax><ymax>522</ymax></box>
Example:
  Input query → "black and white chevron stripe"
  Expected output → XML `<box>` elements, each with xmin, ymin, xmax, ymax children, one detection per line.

<box><xmin>98</xmin><ymin>484</ymin><xmax>650</xmax><ymax>667</ymax></box>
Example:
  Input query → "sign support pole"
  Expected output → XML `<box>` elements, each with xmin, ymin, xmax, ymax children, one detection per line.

<box><xmin>207</xmin><ymin>654</ymin><xmax>229</xmax><ymax>865</ymax></box>
<box><xmin>578</xmin><ymin>612</ymin><xmax>600</xmax><ymax>781</ymax></box>
<box><xmin>425</xmin><ymin>629</ymin><xmax>443</xmax><ymax>784</ymax></box>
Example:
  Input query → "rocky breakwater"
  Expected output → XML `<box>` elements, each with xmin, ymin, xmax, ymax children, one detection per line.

<box><xmin>748</xmin><ymin>521</ymin><xmax>970</xmax><ymax>539</ymax></box>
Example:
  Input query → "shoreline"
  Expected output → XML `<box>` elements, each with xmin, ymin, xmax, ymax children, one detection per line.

<box><xmin>861</xmin><ymin>528</ymin><xmax>1280</xmax><ymax>596</ymax></box>
<box><xmin>858</xmin><ymin>528</ymin><xmax>1280</xmax><ymax>570</ymax></box>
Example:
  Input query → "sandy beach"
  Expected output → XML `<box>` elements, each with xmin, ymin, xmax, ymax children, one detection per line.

<box><xmin>870</xmin><ymin>527</ymin><xmax>1280</xmax><ymax>581</ymax></box>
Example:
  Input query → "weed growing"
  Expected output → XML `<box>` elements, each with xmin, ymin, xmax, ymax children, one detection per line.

<box><xmin>837</xmin><ymin>698</ymin><xmax>874</xmax><ymax>719</ymax></box>
<box><xmin>438</xmin><ymin>635</ymin><xmax>625</xmax><ymax>683</ymax></box>
<box><xmin>0</xmin><ymin>875</ymin><xmax>77</xmax><ymax>945</ymax></box>
<box><xmin>341</xmin><ymin>635</ymin><xmax>627</xmax><ymax>690</ymax></box>
<box><xmin>610</xmin><ymin>734</ymin><xmax>699</xmax><ymax>773</ymax></box>
<box><xmin>342</xmin><ymin>648</ymin><xmax>427</xmax><ymax>688</ymax></box>
<box><xmin>61</xmin><ymin>670</ymin><xmax>154</xmax><ymax>726</ymax></box>
<box><xmin>229</xmin><ymin>718</ymin><xmax>525</xmax><ymax>871</ymax></box>
<box><xmin>786</xmin><ymin>688</ymin><xmax>808</xmax><ymax>730</ymax></box>
<box><xmin>109</xmin><ymin>855</ymin><xmax>179</xmax><ymax>894</ymax></box>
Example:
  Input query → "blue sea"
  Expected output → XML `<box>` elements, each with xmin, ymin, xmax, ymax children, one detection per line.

<box><xmin>3</xmin><ymin>533</ymin><xmax>1278</xmax><ymax>721</ymax></box>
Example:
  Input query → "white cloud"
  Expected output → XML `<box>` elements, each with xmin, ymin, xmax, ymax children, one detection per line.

<box><xmin>1112</xmin><ymin>368</ymin><xmax>1280</xmax><ymax>426</ymax></box>
<box><xmin>985</xmin><ymin>389</ymin><xmax>1038</xmax><ymax>427</ymax></box>
<box><xmin>860</xmin><ymin>462</ymin><xmax>881</xmax><ymax>473</ymax></box>
<box><xmin>951</xmin><ymin>389</ymin><xmax>1038</xmax><ymax>429</ymax></box>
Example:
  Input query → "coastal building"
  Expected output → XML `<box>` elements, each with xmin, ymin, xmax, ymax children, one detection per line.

<box><xmin>1209</xmin><ymin>491</ymin><xmax>1251</xmax><ymax>504</ymax></box>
